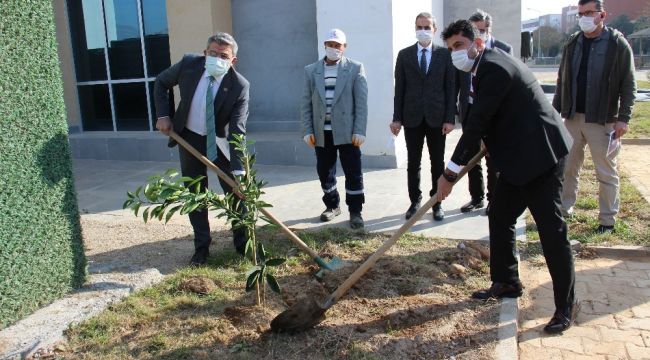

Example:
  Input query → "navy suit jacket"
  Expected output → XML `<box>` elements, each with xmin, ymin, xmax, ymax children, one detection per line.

<box><xmin>154</xmin><ymin>54</ymin><xmax>250</xmax><ymax>171</ymax></box>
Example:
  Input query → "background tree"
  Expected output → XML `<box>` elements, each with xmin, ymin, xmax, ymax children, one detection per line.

<box><xmin>608</xmin><ymin>14</ymin><xmax>635</xmax><ymax>36</ymax></box>
<box><xmin>633</xmin><ymin>16</ymin><xmax>650</xmax><ymax>33</ymax></box>
<box><xmin>532</xmin><ymin>26</ymin><xmax>566</xmax><ymax>57</ymax></box>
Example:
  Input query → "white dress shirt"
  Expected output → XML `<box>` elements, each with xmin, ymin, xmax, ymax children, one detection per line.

<box><xmin>185</xmin><ymin>71</ymin><xmax>232</xmax><ymax>162</ymax></box>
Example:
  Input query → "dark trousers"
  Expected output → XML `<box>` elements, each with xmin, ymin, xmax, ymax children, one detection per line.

<box><xmin>404</xmin><ymin>121</ymin><xmax>446</xmax><ymax>204</ymax></box>
<box><xmin>488</xmin><ymin>157</ymin><xmax>575</xmax><ymax>311</ymax></box>
<box><xmin>315</xmin><ymin>131</ymin><xmax>364</xmax><ymax>213</ymax></box>
<box><xmin>178</xmin><ymin>129</ymin><xmax>246</xmax><ymax>252</ymax></box>
<box><xmin>463</xmin><ymin>106</ymin><xmax>497</xmax><ymax>202</ymax></box>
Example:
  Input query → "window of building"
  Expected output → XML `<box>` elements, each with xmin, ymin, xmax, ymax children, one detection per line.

<box><xmin>67</xmin><ymin>0</ymin><xmax>172</xmax><ymax>131</ymax></box>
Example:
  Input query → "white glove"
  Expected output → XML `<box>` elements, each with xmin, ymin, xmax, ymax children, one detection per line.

<box><xmin>303</xmin><ymin>134</ymin><xmax>315</xmax><ymax>147</ymax></box>
<box><xmin>352</xmin><ymin>134</ymin><xmax>365</xmax><ymax>147</ymax></box>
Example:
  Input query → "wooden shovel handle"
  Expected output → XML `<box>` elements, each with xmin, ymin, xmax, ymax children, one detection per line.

<box><xmin>323</xmin><ymin>148</ymin><xmax>487</xmax><ymax>308</ymax></box>
<box><xmin>168</xmin><ymin>131</ymin><xmax>321</xmax><ymax>259</ymax></box>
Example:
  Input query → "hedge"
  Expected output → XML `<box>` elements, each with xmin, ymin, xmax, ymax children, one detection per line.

<box><xmin>0</xmin><ymin>0</ymin><xmax>86</xmax><ymax>328</ymax></box>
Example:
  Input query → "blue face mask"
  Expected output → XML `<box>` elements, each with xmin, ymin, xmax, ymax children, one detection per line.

<box><xmin>205</xmin><ymin>56</ymin><xmax>231</xmax><ymax>77</ymax></box>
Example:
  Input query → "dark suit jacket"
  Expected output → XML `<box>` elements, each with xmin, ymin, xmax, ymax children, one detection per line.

<box><xmin>450</xmin><ymin>49</ymin><xmax>573</xmax><ymax>186</ymax></box>
<box><xmin>154</xmin><ymin>54</ymin><xmax>250</xmax><ymax>171</ymax></box>
<box><xmin>393</xmin><ymin>43</ymin><xmax>455</xmax><ymax>128</ymax></box>
<box><xmin>456</xmin><ymin>39</ymin><xmax>513</xmax><ymax>124</ymax></box>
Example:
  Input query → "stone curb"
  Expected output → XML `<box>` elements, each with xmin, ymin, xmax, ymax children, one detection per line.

<box><xmin>622</xmin><ymin>138</ymin><xmax>650</xmax><ymax>145</ymax></box>
<box><xmin>0</xmin><ymin>268</ymin><xmax>164</xmax><ymax>360</ymax></box>
<box><xmin>457</xmin><ymin>239</ymin><xmax>520</xmax><ymax>360</ymax></box>
<box><xmin>495</xmin><ymin>298</ymin><xmax>519</xmax><ymax>360</ymax></box>
<box><xmin>588</xmin><ymin>245</ymin><xmax>650</xmax><ymax>258</ymax></box>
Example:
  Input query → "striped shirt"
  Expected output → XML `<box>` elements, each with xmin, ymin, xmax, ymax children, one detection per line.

<box><xmin>324</xmin><ymin>62</ymin><xmax>339</xmax><ymax>130</ymax></box>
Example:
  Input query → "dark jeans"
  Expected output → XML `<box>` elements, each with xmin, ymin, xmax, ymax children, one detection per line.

<box><xmin>404</xmin><ymin>121</ymin><xmax>446</xmax><ymax>205</ymax></box>
<box><xmin>178</xmin><ymin>129</ymin><xmax>247</xmax><ymax>252</ymax></box>
<box><xmin>488</xmin><ymin>157</ymin><xmax>575</xmax><ymax>311</ymax></box>
<box><xmin>315</xmin><ymin>131</ymin><xmax>364</xmax><ymax>213</ymax></box>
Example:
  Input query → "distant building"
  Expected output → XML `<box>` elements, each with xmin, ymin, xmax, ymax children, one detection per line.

<box><xmin>522</xmin><ymin>18</ymin><xmax>540</xmax><ymax>32</ymax></box>
<box><xmin>605</xmin><ymin>0</ymin><xmax>646</xmax><ymax>22</ymax></box>
<box><xmin>562</xmin><ymin>5</ymin><xmax>579</xmax><ymax>33</ymax></box>
<box><xmin>539</xmin><ymin>14</ymin><xmax>562</xmax><ymax>30</ymax></box>
<box><xmin>522</xmin><ymin>13</ymin><xmax>561</xmax><ymax>33</ymax></box>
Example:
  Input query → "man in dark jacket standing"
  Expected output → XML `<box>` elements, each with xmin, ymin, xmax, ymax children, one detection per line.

<box><xmin>390</xmin><ymin>12</ymin><xmax>456</xmax><ymax>221</ymax></box>
<box><xmin>154</xmin><ymin>32</ymin><xmax>250</xmax><ymax>266</ymax></box>
<box><xmin>457</xmin><ymin>9</ymin><xmax>513</xmax><ymax>215</ymax></box>
<box><xmin>553</xmin><ymin>0</ymin><xmax>636</xmax><ymax>234</ymax></box>
<box><xmin>438</xmin><ymin>20</ymin><xmax>578</xmax><ymax>334</ymax></box>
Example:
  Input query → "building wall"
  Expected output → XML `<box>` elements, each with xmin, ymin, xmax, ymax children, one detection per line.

<box><xmin>166</xmin><ymin>0</ymin><xmax>231</xmax><ymax>63</ymax></box>
<box><xmin>444</xmin><ymin>0</ymin><xmax>521</xmax><ymax>58</ymax></box>
<box><xmin>539</xmin><ymin>14</ymin><xmax>561</xmax><ymax>30</ymax></box>
<box><xmin>389</xmin><ymin>1</ymin><xmax>436</xmax><ymax>166</ymax></box>
<box><xmin>53</xmin><ymin>0</ymin><xmax>81</xmax><ymax>131</ymax></box>
<box><xmin>231</xmin><ymin>0</ymin><xmax>318</xmax><ymax>132</ymax></box>
<box><xmin>562</xmin><ymin>5</ymin><xmax>578</xmax><ymax>33</ymax></box>
<box><xmin>605</xmin><ymin>0</ymin><xmax>646</xmax><ymax>22</ymax></box>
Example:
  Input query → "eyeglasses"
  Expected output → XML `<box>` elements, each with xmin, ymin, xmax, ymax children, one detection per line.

<box><xmin>576</xmin><ymin>10</ymin><xmax>600</xmax><ymax>18</ymax></box>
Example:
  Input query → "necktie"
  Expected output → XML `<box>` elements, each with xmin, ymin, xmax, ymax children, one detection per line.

<box><xmin>205</xmin><ymin>76</ymin><xmax>217</xmax><ymax>161</ymax></box>
<box><xmin>420</xmin><ymin>48</ymin><xmax>427</xmax><ymax>75</ymax></box>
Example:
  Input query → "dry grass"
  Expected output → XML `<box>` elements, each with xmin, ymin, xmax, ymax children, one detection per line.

<box><xmin>526</xmin><ymin>153</ymin><xmax>650</xmax><ymax>246</ymax></box>
<box><xmin>628</xmin><ymin>101</ymin><xmax>650</xmax><ymax>139</ymax></box>
<box><xmin>60</xmin><ymin>228</ymin><xmax>498</xmax><ymax>360</ymax></box>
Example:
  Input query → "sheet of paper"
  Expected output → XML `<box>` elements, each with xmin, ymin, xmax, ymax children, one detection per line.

<box><xmin>607</xmin><ymin>131</ymin><xmax>620</xmax><ymax>157</ymax></box>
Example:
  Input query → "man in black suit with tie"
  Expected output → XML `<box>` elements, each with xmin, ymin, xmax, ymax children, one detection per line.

<box><xmin>154</xmin><ymin>32</ymin><xmax>250</xmax><ymax>266</ymax></box>
<box><xmin>390</xmin><ymin>12</ymin><xmax>456</xmax><ymax>222</ymax></box>
<box><xmin>438</xmin><ymin>20</ymin><xmax>579</xmax><ymax>334</ymax></box>
<box><xmin>457</xmin><ymin>9</ymin><xmax>513</xmax><ymax>215</ymax></box>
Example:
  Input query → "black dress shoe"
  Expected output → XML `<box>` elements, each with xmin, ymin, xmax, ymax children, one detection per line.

<box><xmin>405</xmin><ymin>202</ymin><xmax>421</xmax><ymax>220</ymax></box>
<box><xmin>461</xmin><ymin>198</ymin><xmax>485</xmax><ymax>213</ymax></box>
<box><xmin>544</xmin><ymin>301</ymin><xmax>581</xmax><ymax>334</ymax></box>
<box><xmin>432</xmin><ymin>204</ymin><xmax>445</xmax><ymax>221</ymax></box>
<box><xmin>189</xmin><ymin>248</ymin><xmax>209</xmax><ymax>266</ymax></box>
<box><xmin>472</xmin><ymin>281</ymin><xmax>523</xmax><ymax>300</ymax></box>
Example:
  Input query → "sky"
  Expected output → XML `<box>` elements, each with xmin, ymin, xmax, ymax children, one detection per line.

<box><xmin>522</xmin><ymin>0</ymin><xmax>576</xmax><ymax>20</ymax></box>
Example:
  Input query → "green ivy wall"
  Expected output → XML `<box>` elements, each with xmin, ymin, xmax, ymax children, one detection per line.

<box><xmin>0</xmin><ymin>0</ymin><xmax>86</xmax><ymax>328</ymax></box>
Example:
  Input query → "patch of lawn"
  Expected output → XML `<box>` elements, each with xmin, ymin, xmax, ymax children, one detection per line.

<box><xmin>62</xmin><ymin>229</ymin><xmax>498</xmax><ymax>359</ymax></box>
<box><xmin>628</xmin><ymin>101</ymin><xmax>650</xmax><ymax>139</ymax></box>
<box><xmin>637</xmin><ymin>80</ymin><xmax>650</xmax><ymax>89</ymax></box>
<box><xmin>525</xmin><ymin>153</ymin><xmax>650</xmax><ymax>246</ymax></box>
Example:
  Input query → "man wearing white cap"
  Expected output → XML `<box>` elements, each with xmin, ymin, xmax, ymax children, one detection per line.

<box><xmin>301</xmin><ymin>28</ymin><xmax>368</xmax><ymax>229</ymax></box>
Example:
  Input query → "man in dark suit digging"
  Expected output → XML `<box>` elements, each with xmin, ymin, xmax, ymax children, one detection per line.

<box><xmin>154</xmin><ymin>32</ymin><xmax>250</xmax><ymax>266</ymax></box>
<box><xmin>437</xmin><ymin>20</ymin><xmax>579</xmax><ymax>334</ymax></box>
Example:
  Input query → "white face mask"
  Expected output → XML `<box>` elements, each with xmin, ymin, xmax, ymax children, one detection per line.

<box><xmin>478</xmin><ymin>32</ymin><xmax>489</xmax><ymax>43</ymax></box>
<box><xmin>451</xmin><ymin>46</ymin><xmax>476</xmax><ymax>72</ymax></box>
<box><xmin>578</xmin><ymin>15</ymin><xmax>598</xmax><ymax>33</ymax></box>
<box><xmin>205</xmin><ymin>56</ymin><xmax>231</xmax><ymax>77</ymax></box>
<box><xmin>416</xmin><ymin>30</ymin><xmax>433</xmax><ymax>44</ymax></box>
<box><xmin>325</xmin><ymin>46</ymin><xmax>342</xmax><ymax>61</ymax></box>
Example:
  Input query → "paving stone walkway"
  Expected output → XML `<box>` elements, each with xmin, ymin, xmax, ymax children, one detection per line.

<box><xmin>620</xmin><ymin>144</ymin><xmax>650</xmax><ymax>205</ymax></box>
<box><xmin>518</xmin><ymin>256</ymin><xmax>650</xmax><ymax>359</ymax></box>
